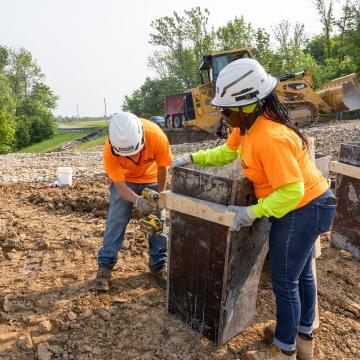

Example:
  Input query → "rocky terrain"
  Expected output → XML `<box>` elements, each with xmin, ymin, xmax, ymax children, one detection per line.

<box><xmin>0</xmin><ymin>119</ymin><xmax>359</xmax><ymax>359</ymax></box>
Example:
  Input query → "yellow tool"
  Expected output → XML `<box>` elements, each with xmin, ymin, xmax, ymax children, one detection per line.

<box><xmin>142</xmin><ymin>187</ymin><xmax>160</xmax><ymax>203</ymax></box>
<box><xmin>139</xmin><ymin>188</ymin><xmax>163</xmax><ymax>236</ymax></box>
<box><xmin>140</xmin><ymin>214</ymin><xmax>163</xmax><ymax>235</ymax></box>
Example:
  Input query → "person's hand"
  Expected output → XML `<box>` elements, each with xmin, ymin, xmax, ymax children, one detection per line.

<box><xmin>134</xmin><ymin>196</ymin><xmax>156</xmax><ymax>215</ymax></box>
<box><xmin>228</xmin><ymin>205</ymin><xmax>256</xmax><ymax>231</ymax></box>
<box><xmin>170</xmin><ymin>154</ymin><xmax>192</xmax><ymax>169</ymax></box>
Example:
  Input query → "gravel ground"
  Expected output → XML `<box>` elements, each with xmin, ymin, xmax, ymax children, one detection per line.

<box><xmin>1</xmin><ymin>119</ymin><xmax>359</xmax><ymax>184</ymax></box>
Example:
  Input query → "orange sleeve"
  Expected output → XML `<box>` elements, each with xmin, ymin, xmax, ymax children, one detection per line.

<box><xmin>154</xmin><ymin>134</ymin><xmax>173</xmax><ymax>167</ymax></box>
<box><xmin>226</xmin><ymin>128</ymin><xmax>242</xmax><ymax>150</ymax></box>
<box><xmin>260</xmin><ymin>139</ymin><xmax>303</xmax><ymax>190</ymax></box>
<box><xmin>103</xmin><ymin>140</ymin><xmax>125</xmax><ymax>182</ymax></box>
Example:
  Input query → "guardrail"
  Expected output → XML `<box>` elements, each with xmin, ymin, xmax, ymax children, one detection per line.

<box><xmin>58</xmin><ymin>127</ymin><xmax>99</xmax><ymax>133</ymax></box>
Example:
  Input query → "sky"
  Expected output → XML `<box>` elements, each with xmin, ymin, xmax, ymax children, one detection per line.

<box><xmin>0</xmin><ymin>0</ymin><xmax>342</xmax><ymax>117</ymax></box>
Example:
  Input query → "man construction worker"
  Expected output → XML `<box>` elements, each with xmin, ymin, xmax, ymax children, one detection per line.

<box><xmin>95</xmin><ymin>112</ymin><xmax>173</xmax><ymax>291</ymax></box>
<box><xmin>171</xmin><ymin>59</ymin><xmax>337</xmax><ymax>360</ymax></box>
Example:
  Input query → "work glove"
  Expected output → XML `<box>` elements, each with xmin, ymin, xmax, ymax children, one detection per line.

<box><xmin>170</xmin><ymin>153</ymin><xmax>192</xmax><ymax>169</ymax></box>
<box><xmin>134</xmin><ymin>196</ymin><xmax>156</xmax><ymax>215</ymax></box>
<box><xmin>228</xmin><ymin>205</ymin><xmax>257</xmax><ymax>231</ymax></box>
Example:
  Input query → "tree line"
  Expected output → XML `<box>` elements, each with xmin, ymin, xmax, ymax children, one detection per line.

<box><xmin>123</xmin><ymin>0</ymin><xmax>360</xmax><ymax>118</ymax></box>
<box><xmin>0</xmin><ymin>46</ymin><xmax>57</xmax><ymax>153</ymax></box>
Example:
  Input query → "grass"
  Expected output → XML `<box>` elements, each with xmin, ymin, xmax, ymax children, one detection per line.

<box><xmin>19</xmin><ymin>131</ymin><xmax>91</xmax><ymax>153</ymax></box>
<box><xmin>58</xmin><ymin>120</ymin><xmax>109</xmax><ymax>128</ymax></box>
<box><xmin>74</xmin><ymin>133</ymin><xmax>107</xmax><ymax>151</ymax></box>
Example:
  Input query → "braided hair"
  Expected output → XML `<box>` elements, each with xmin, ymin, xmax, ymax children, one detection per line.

<box><xmin>262</xmin><ymin>93</ymin><xmax>309</xmax><ymax>149</ymax></box>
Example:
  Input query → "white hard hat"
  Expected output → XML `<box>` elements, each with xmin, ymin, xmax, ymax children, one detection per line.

<box><xmin>109</xmin><ymin>112</ymin><xmax>144</xmax><ymax>156</ymax></box>
<box><xmin>211</xmin><ymin>58</ymin><xmax>278</xmax><ymax>108</ymax></box>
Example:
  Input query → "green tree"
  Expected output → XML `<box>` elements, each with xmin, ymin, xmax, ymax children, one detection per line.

<box><xmin>215</xmin><ymin>16</ymin><xmax>254</xmax><ymax>50</ymax></box>
<box><xmin>14</xmin><ymin>83</ymin><xmax>57</xmax><ymax>147</ymax></box>
<box><xmin>149</xmin><ymin>7</ymin><xmax>214</xmax><ymax>89</ymax></box>
<box><xmin>343</xmin><ymin>0</ymin><xmax>360</xmax><ymax>76</ymax></box>
<box><xmin>6</xmin><ymin>48</ymin><xmax>44</xmax><ymax>103</ymax></box>
<box><xmin>305</xmin><ymin>35</ymin><xmax>327</xmax><ymax>64</ymax></box>
<box><xmin>0</xmin><ymin>45</ymin><xmax>9</xmax><ymax>72</ymax></box>
<box><xmin>13</xmin><ymin>115</ymin><xmax>31</xmax><ymax>149</ymax></box>
<box><xmin>0</xmin><ymin>73</ymin><xmax>16</xmax><ymax>153</ymax></box>
<box><xmin>272</xmin><ymin>20</ymin><xmax>308</xmax><ymax>71</ymax></box>
<box><xmin>307</xmin><ymin>0</ymin><xmax>359</xmax><ymax>81</ymax></box>
<box><xmin>122</xmin><ymin>76</ymin><xmax>183</xmax><ymax>117</ymax></box>
<box><xmin>252</xmin><ymin>28</ymin><xmax>282</xmax><ymax>75</ymax></box>
<box><xmin>314</xmin><ymin>0</ymin><xmax>335</xmax><ymax>59</ymax></box>
<box><xmin>4</xmin><ymin>47</ymin><xmax>58</xmax><ymax>150</ymax></box>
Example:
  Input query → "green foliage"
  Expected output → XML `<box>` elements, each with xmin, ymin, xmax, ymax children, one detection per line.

<box><xmin>13</xmin><ymin>115</ymin><xmax>31</xmax><ymax>149</ymax></box>
<box><xmin>0</xmin><ymin>73</ymin><xmax>15</xmax><ymax>153</ymax></box>
<box><xmin>149</xmin><ymin>7</ymin><xmax>214</xmax><ymax>89</ymax></box>
<box><xmin>122</xmin><ymin>76</ymin><xmax>183</xmax><ymax>117</ymax></box>
<box><xmin>215</xmin><ymin>16</ymin><xmax>254</xmax><ymax>50</ymax></box>
<box><xmin>314</xmin><ymin>0</ymin><xmax>335</xmax><ymax>59</ymax></box>
<box><xmin>0</xmin><ymin>46</ymin><xmax>9</xmax><ymax>72</ymax></box>
<box><xmin>13</xmin><ymin>81</ymin><xmax>57</xmax><ymax>149</ymax></box>
<box><xmin>6</xmin><ymin>48</ymin><xmax>44</xmax><ymax>103</ymax></box>
<box><xmin>0</xmin><ymin>46</ymin><xmax>59</xmax><ymax>152</ymax></box>
<box><xmin>252</xmin><ymin>29</ymin><xmax>279</xmax><ymax>73</ymax></box>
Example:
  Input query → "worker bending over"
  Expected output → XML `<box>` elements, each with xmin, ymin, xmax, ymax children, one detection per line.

<box><xmin>96</xmin><ymin>112</ymin><xmax>173</xmax><ymax>291</ymax></box>
<box><xmin>172</xmin><ymin>59</ymin><xmax>337</xmax><ymax>360</ymax></box>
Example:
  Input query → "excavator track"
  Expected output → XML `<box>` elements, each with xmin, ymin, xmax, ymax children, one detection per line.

<box><xmin>283</xmin><ymin>101</ymin><xmax>319</xmax><ymax>127</ymax></box>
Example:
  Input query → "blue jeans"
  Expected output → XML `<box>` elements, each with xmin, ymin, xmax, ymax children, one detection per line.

<box><xmin>97</xmin><ymin>182</ymin><xmax>167</xmax><ymax>270</ymax></box>
<box><xmin>269</xmin><ymin>188</ymin><xmax>337</xmax><ymax>352</ymax></box>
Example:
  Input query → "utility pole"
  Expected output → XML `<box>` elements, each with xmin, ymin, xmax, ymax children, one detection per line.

<box><xmin>77</xmin><ymin>104</ymin><xmax>80</xmax><ymax>122</ymax></box>
<box><xmin>104</xmin><ymin>98</ymin><xmax>108</xmax><ymax>123</ymax></box>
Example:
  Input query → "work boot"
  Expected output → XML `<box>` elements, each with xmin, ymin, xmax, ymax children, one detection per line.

<box><xmin>263</xmin><ymin>326</ymin><xmax>314</xmax><ymax>360</ymax></box>
<box><xmin>95</xmin><ymin>267</ymin><xmax>112</xmax><ymax>292</ymax></box>
<box><xmin>296</xmin><ymin>334</ymin><xmax>314</xmax><ymax>360</ymax></box>
<box><xmin>263</xmin><ymin>324</ymin><xmax>276</xmax><ymax>344</ymax></box>
<box><xmin>150</xmin><ymin>267</ymin><xmax>167</xmax><ymax>289</ymax></box>
<box><xmin>246</xmin><ymin>344</ymin><xmax>296</xmax><ymax>360</ymax></box>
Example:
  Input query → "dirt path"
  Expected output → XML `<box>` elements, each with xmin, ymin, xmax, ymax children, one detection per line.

<box><xmin>0</xmin><ymin>180</ymin><xmax>359</xmax><ymax>359</ymax></box>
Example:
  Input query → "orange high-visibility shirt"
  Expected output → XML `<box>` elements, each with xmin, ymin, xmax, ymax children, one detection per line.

<box><xmin>226</xmin><ymin>116</ymin><xmax>328</xmax><ymax>209</ymax></box>
<box><xmin>103</xmin><ymin>119</ymin><xmax>173</xmax><ymax>183</ymax></box>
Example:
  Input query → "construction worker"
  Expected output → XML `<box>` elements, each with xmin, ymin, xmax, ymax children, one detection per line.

<box><xmin>171</xmin><ymin>59</ymin><xmax>337</xmax><ymax>360</ymax></box>
<box><xmin>95</xmin><ymin>112</ymin><xmax>173</xmax><ymax>291</ymax></box>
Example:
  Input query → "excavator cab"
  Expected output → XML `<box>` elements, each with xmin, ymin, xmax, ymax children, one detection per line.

<box><xmin>191</xmin><ymin>48</ymin><xmax>253</xmax><ymax>133</ymax></box>
<box><xmin>199</xmin><ymin>48</ymin><xmax>253</xmax><ymax>87</ymax></box>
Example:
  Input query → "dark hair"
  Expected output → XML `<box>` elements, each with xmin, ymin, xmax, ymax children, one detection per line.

<box><xmin>262</xmin><ymin>93</ymin><xmax>309</xmax><ymax>149</ymax></box>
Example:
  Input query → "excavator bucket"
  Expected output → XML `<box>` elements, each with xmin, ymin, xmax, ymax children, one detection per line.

<box><xmin>316</xmin><ymin>73</ymin><xmax>360</xmax><ymax>112</ymax></box>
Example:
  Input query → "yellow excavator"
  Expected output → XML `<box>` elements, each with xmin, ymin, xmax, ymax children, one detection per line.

<box><xmin>163</xmin><ymin>48</ymin><xmax>360</xmax><ymax>132</ymax></box>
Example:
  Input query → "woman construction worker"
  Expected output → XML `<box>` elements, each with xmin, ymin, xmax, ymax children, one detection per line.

<box><xmin>171</xmin><ymin>59</ymin><xmax>337</xmax><ymax>360</ymax></box>
<box><xmin>96</xmin><ymin>112</ymin><xmax>173</xmax><ymax>291</ymax></box>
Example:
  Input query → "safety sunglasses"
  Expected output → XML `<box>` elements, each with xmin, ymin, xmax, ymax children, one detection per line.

<box><xmin>220</xmin><ymin>108</ymin><xmax>234</xmax><ymax>117</ymax></box>
<box><xmin>220</xmin><ymin>104</ymin><xmax>257</xmax><ymax>116</ymax></box>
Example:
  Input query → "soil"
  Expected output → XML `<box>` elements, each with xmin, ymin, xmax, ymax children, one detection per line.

<box><xmin>0</xmin><ymin>120</ymin><xmax>359</xmax><ymax>359</ymax></box>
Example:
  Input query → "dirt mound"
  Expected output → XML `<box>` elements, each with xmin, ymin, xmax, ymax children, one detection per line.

<box><xmin>26</xmin><ymin>179</ymin><xmax>109</xmax><ymax>218</ymax></box>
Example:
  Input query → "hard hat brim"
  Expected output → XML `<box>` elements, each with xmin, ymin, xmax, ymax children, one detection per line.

<box><xmin>112</xmin><ymin>141</ymin><xmax>145</xmax><ymax>157</ymax></box>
